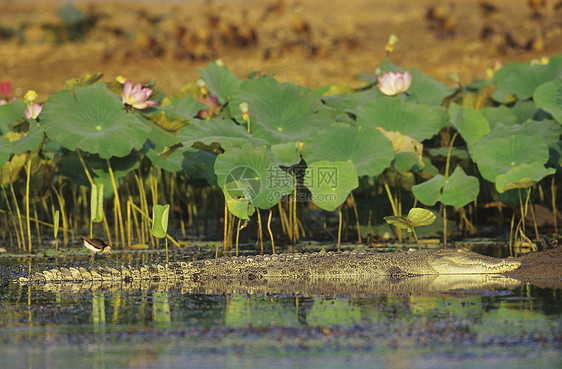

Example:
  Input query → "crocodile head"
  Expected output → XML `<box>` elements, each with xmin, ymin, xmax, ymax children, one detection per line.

<box><xmin>429</xmin><ymin>249</ymin><xmax>521</xmax><ymax>274</ymax></box>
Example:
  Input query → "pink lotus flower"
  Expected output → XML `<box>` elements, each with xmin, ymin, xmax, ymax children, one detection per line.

<box><xmin>1</xmin><ymin>80</ymin><xmax>11</xmax><ymax>98</ymax></box>
<box><xmin>24</xmin><ymin>103</ymin><xmax>42</xmax><ymax>120</ymax></box>
<box><xmin>377</xmin><ymin>71</ymin><xmax>412</xmax><ymax>96</ymax></box>
<box><xmin>0</xmin><ymin>80</ymin><xmax>12</xmax><ymax>105</ymax></box>
<box><xmin>121</xmin><ymin>81</ymin><xmax>157</xmax><ymax>110</ymax></box>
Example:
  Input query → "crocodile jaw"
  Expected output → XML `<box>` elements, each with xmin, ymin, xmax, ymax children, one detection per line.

<box><xmin>430</xmin><ymin>249</ymin><xmax>521</xmax><ymax>274</ymax></box>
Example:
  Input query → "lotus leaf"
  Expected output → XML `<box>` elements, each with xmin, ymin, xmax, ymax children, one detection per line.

<box><xmin>181</xmin><ymin>149</ymin><xmax>217</xmax><ymax>185</ymax></box>
<box><xmin>214</xmin><ymin>144</ymin><xmax>293</xmax><ymax>219</ymax></box>
<box><xmin>10</xmin><ymin>123</ymin><xmax>45</xmax><ymax>154</ymax></box>
<box><xmin>151</xmin><ymin>204</ymin><xmax>170</xmax><ymax>238</ymax></box>
<box><xmin>0</xmin><ymin>136</ymin><xmax>12</xmax><ymax>166</ymax></box>
<box><xmin>495</xmin><ymin>163</ymin><xmax>555</xmax><ymax>193</ymax></box>
<box><xmin>197</xmin><ymin>61</ymin><xmax>242</xmax><ymax>104</ymax></box>
<box><xmin>480</xmin><ymin>105</ymin><xmax>518</xmax><ymax>129</ymax></box>
<box><xmin>304</xmin><ymin>160</ymin><xmax>358</xmax><ymax>211</ymax></box>
<box><xmin>448</xmin><ymin>103</ymin><xmax>490</xmax><ymax>147</ymax></box>
<box><xmin>470</xmin><ymin>134</ymin><xmax>549</xmax><ymax>184</ymax></box>
<box><xmin>355</xmin><ymin>97</ymin><xmax>442</xmax><ymax>142</ymax></box>
<box><xmin>271</xmin><ymin>142</ymin><xmax>301</xmax><ymax>167</ymax></box>
<box><xmin>141</xmin><ymin>123</ymin><xmax>184</xmax><ymax>172</ymax></box>
<box><xmin>384</xmin><ymin>207</ymin><xmax>436</xmax><ymax>231</ymax></box>
<box><xmin>321</xmin><ymin>88</ymin><xmax>382</xmax><ymax>113</ymax></box>
<box><xmin>40</xmin><ymin>83</ymin><xmax>151</xmax><ymax>159</ymax></box>
<box><xmin>228</xmin><ymin>77</ymin><xmax>334</xmax><ymax>144</ymax></box>
<box><xmin>533</xmin><ymin>80</ymin><xmax>562</xmax><ymax>124</ymax></box>
<box><xmin>440</xmin><ymin>168</ymin><xmax>480</xmax><ymax>208</ymax></box>
<box><xmin>0</xmin><ymin>99</ymin><xmax>25</xmax><ymax>133</ymax></box>
<box><xmin>149</xmin><ymin>94</ymin><xmax>206</xmax><ymax>131</ymax></box>
<box><xmin>492</xmin><ymin>55</ymin><xmax>562</xmax><ymax>102</ymax></box>
<box><xmin>90</xmin><ymin>183</ymin><xmax>104</xmax><ymax>223</ymax></box>
<box><xmin>302</xmin><ymin>124</ymin><xmax>394</xmax><ymax>177</ymax></box>
<box><xmin>393</xmin><ymin>152</ymin><xmax>423</xmax><ymax>172</ymax></box>
<box><xmin>376</xmin><ymin>127</ymin><xmax>423</xmax><ymax>167</ymax></box>
<box><xmin>177</xmin><ymin>118</ymin><xmax>267</xmax><ymax>153</ymax></box>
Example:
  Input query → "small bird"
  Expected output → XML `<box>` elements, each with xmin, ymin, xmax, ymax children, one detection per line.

<box><xmin>80</xmin><ymin>237</ymin><xmax>112</xmax><ymax>261</ymax></box>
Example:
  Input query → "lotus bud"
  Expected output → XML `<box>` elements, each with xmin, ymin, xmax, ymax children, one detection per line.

<box><xmin>0</xmin><ymin>80</ymin><xmax>11</xmax><ymax>98</ymax></box>
<box><xmin>239</xmin><ymin>102</ymin><xmax>249</xmax><ymax>122</ymax></box>
<box><xmin>385</xmin><ymin>34</ymin><xmax>399</xmax><ymax>53</ymax></box>
<box><xmin>196</xmin><ymin>79</ymin><xmax>208</xmax><ymax>96</ymax></box>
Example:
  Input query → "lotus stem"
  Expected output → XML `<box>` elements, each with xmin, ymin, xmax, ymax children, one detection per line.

<box><xmin>221</xmin><ymin>200</ymin><xmax>227</xmax><ymax>257</ymax></box>
<box><xmin>2</xmin><ymin>182</ymin><xmax>21</xmax><ymax>250</ymax></box>
<box><xmin>509</xmin><ymin>212</ymin><xmax>515</xmax><ymax>257</ymax></box>
<box><xmin>256</xmin><ymin>208</ymin><xmax>263</xmax><ymax>254</ymax></box>
<box><xmin>9</xmin><ymin>162</ymin><xmax>25</xmax><ymax>251</ymax></box>
<box><xmin>51</xmin><ymin>185</ymin><xmax>69</xmax><ymax>246</ymax></box>
<box><xmin>235</xmin><ymin>217</ymin><xmax>241</xmax><ymax>257</ymax></box>
<box><xmin>76</xmin><ymin>149</ymin><xmax>94</xmax><ymax>186</ymax></box>
<box><xmin>443</xmin><ymin>205</ymin><xmax>447</xmax><ymax>249</ymax></box>
<box><xmin>107</xmin><ymin>160</ymin><xmax>125</xmax><ymax>249</ymax></box>
<box><xmin>552</xmin><ymin>177</ymin><xmax>558</xmax><ymax>238</ymax></box>
<box><xmin>349</xmin><ymin>192</ymin><xmax>362</xmax><ymax>244</ymax></box>
<box><xmin>267</xmin><ymin>209</ymin><xmax>275</xmax><ymax>254</ymax></box>
<box><xmin>529</xmin><ymin>197</ymin><xmax>539</xmax><ymax>242</ymax></box>
<box><xmin>337</xmin><ymin>206</ymin><xmax>342</xmax><ymax>251</ymax></box>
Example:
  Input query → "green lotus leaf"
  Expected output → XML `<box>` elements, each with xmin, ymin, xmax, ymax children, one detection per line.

<box><xmin>393</xmin><ymin>152</ymin><xmax>422</xmax><ymax>172</ymax></box>
<box><xmin>440</xmin><ymin>167</ymin><xmax>480</xmax><ymax>207</ymax></box>
<box><xmin>384</xmin><ymin>207</ymin><xmax>436</xmax><ymax>231</ymax></box>
<box><xmin>10</xmin><ymin>122</ymin><xmax>45</xmax><ymax>154</ymax></box>
<box><xmin>0</xmin><ymin>99</ymin><xmax>25</xmax><ymax>133</ymax></box>
<box><xmin>40</xmin><ymin>83</ymin><xmax>151</xmax><ymax>159</ymax></box>
<box><xmin>177</xmin><ymin>118</ymin><xmax>267</xmax><ymax>154</ymax></box>
<box><xmin>470</xmin><ymin>134</ymin><xmax>549</xmax><ymax>183</ymax></box>
<box><xmin>151</xmin><ymin>204</ymin><xmax>170</xmax><ymax>238</ymax></box>
<box><xmin>480</xmin><ymin>106</ymin><xmax>518</xmax><ymax>129</ymax></box>
<box><xmin>197</xmin><ymin>61</ymin><xmax>242</xmax><ymax>103</ymax></box>
<box><xmin>90</xmin><ymin>183</ymin><xmax>104</xmax><ymax>223</ymax></box>
<box><xmin>533</xmin><ymin>79</ymin><xmax>562</xmax><ymax>124</ymax></box>
<box><xmin>495</xmin><ymin>163</ymin><xmax>556</xmax><ymax>193</ymax></box>
<box><xmin>271</xmin><ymin>142</ymin><xmax>301</xmax><ymax>167</ymax></box>
<box><xmin>149</xmin><ymin>94</ymin><xmax>206</xmax><ymax>131</ymax></box>
<box><xmin>302</xmin><ymin>123</ymin><xmax>394</xmax><ymax>177</ymax></box>
<box><xmin>0</xmin><ymin>136</ymin><xmax>12</xmax><ymax>166</ymax></box>
<box><xmin>214</xmin><ymin>144</ymin><xmax>294</xmax><ymax>215</ymax></box>
<box><xmin>87</xmin><ymin>151</ymin><xmax>141</xmax><ymax>179</ymax></box>
<box><xmin>355</xmin><ymin>97</ymin><xmax>442</xmax><ymax>142</ymax></box>
<box><xmin>227</xmin><ymin>198</ymin><xmax>255</xmax><ymax>220</ymax></box>
<box><xmin>181</xmin><ymin>149</ymin><xmax>217</xmax><ymax>185</ymax></box>
<box><xmin>228</xmin><ymin>77</ymin><xmax>334</xmax><ymax>144</ymax></box>
<box><xmin>412</xmin><ymin>174</ymin><xmax>446</xmax><ymax>206</ymax></box>
<box><xmin>141</xmin><ymin>122</ymin><xmax>184</xmax><ymax>172</ymax></box>
<box><xmin>492</xmin><ymin>55</ymin><xmax>562</xmax><ymax>102</ymax></box>
<box><xmin>448</xmin><ymin>103</ymin><xmax>490</xmax><ymax>147</ymax></box>
<box><xmin>304</xmin><ymin>160</ymin><xmax>358</xmax><ymax>211</ymax></box>
<box><xmin>406</xmin><ymin>208</ymin><xmax>437</xmax><ymax>227</ymax></box>
<box><xmin>321</xmin><ymin>88</ymin><xmax>382</xmax><ymax>113</ymax></box>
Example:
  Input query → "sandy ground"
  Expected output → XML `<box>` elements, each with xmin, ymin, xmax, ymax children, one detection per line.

<box><xmin>1</xmin><ymin>0</ymin><xmax>561</xmax><ymax>97</ymax></box>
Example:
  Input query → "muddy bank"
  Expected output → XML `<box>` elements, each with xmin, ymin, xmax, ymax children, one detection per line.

<box><xmin>509</xmin><ymin>245</ymin><xmax>562</xmax><ymax>289</ymax></box>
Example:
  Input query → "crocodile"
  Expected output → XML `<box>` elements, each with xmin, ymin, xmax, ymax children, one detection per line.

<box><xmin>17</xmin><ymin>248</ymin><xmax>521</xmax><ymax>287</ymax></box>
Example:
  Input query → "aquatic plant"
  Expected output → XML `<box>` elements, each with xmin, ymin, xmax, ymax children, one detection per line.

<box><xmin>0</xmin><ymin>54</ymin><xmax>560</xmax><ymax>254</ymax></box>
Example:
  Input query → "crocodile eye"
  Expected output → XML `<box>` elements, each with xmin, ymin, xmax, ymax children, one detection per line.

<box><xmin>387</xmin><ymin>267</ymin><xmax>406</xmax><ymax>279</ymax></box>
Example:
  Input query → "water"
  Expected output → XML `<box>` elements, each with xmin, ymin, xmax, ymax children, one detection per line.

<box><xmin>0</xmin><ymin>253</ymin><xmax>560</xmax><ymax>368</ymax></box>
